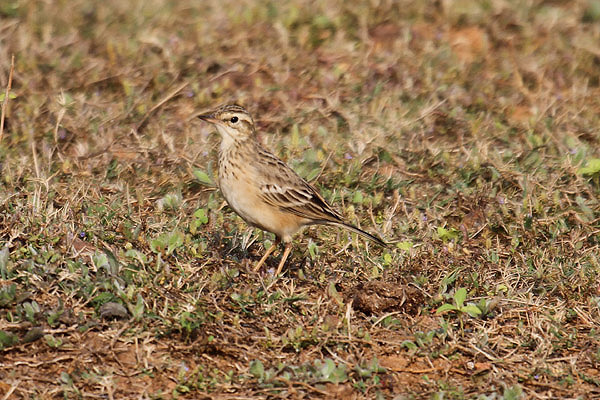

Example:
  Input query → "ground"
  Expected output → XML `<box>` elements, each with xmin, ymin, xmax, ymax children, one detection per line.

<box><xmin>0</xmin><ymin>0</ymin><xmax>600</xmax><ymax>399</ymax></box>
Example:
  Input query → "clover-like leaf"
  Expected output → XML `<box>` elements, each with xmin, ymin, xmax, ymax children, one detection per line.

<box><xmin>194</xmin><ymin>208</ymin><xmax>208</xmax><ymax>224</ymax></box>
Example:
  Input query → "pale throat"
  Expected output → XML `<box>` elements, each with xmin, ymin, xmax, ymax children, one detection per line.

<box><xmin>216</xmin><ymin>124</ymin><xmax>241</xmax><ymax>151</ymax></box>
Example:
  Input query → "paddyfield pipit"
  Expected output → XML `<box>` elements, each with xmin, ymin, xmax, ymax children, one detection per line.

<box><xmin>197</xmin><ymin>104</ymin><xmax>386</xmax><ymax>275</ymax></box>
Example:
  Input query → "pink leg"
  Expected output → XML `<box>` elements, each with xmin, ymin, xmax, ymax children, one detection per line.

<box><xmin>275</xmin><ymin>242</ymin><xmax>293</xmax><ymax>276</ymax></box>
<box><xmin>253</xmin><ymin>238</ymin><xmax>280</xmax><ymax>272</ymax></box>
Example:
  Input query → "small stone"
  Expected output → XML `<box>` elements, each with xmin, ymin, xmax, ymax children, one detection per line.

<box><xmin>99</xmin><ymin>302</ymin><xmax>129</xmax><ymax>320</ymax></box>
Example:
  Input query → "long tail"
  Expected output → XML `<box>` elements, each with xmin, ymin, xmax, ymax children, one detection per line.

<box><xmin>325</xmin><ymin>221</ymin><xmax>387</xmax><ymax>247</ymax></box>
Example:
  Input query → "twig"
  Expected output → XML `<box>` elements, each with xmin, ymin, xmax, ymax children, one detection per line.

<box><xmin>0</xmin><ymin>54</ymin><xmax>15</xmax><ymax>144</ymax></box>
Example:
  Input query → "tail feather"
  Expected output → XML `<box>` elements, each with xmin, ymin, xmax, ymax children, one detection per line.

<box><xmin>324</xmin><ymin>221</ymin><xmax>387</xmax><ymax>247</ymax></box>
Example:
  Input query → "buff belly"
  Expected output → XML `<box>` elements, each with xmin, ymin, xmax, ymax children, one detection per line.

<box><xmin>218</xmin><ymin>172</ymin><xmax>305</xmax><ymax>242</ymax></box>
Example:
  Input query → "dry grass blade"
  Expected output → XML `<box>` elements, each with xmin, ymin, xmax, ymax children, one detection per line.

<box><xmin>0</xmin><ymin>54</ymin><xmax>14</xmax><ymax>144</ymax></box>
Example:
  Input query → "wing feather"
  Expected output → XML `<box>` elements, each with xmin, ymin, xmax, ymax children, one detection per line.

<box><xmin>254</xmin><ymin>147</ymin><xmax>343</xmax><ymax>222</ymax></box>
<box><xmin>248</xmin><ymin>143</ymin><xmax>386</xmax><ymax>246</ymax></box>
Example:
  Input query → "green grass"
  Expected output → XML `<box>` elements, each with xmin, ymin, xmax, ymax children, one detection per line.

<box><xmin>1</xmin><ymin>0</ymin><xmax>600</xmax><ymax>398</ymax></box>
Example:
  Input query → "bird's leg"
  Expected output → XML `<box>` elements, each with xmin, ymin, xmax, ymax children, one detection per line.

<box><xmin>275</xmin><ymin>242</ymin><xmax>293</xmax><ymax>276</ymax></box>
<box><xmin>253</xmin><ymin>238</ymin><xmax>280</xmax><ymax>272</ymax></box>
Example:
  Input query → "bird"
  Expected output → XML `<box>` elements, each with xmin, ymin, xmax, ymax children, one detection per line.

<box><xmin>196</xmin><ymin>104</ymin><xmax>386</xmax><ymax>275</ymax></box>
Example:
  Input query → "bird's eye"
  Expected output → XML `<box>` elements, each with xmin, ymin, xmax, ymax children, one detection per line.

<box><xmin>230</xmin><ymin>116</ymin><xmax>238</xmax><ymax>123</ymax></box>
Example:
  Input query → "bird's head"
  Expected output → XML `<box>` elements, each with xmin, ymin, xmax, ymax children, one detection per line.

<box><xmin>197</xmin><ymin>104</ymin><xmax>255</xmax><ymax>145</ymax></box>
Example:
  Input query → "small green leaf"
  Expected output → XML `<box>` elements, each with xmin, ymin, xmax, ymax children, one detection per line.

<box><xmin>437</xmin><ymin>227</ymin><xmax>460</xmax><ymax>242</ymax></box>
<box><xmin>576</xmin><ymin>196</ymin><xmax>595</xmax><ymax>221</ymax></box>
<box><xmin>92</xmin><ymin>253</ymin><xmax>110</xmax><ymax>270</ymax></box>
<box><xmin>160</xmin><ymin>192</ymin><xmax>181</xmax><ymax>210</ymax></box>
<box><xmin>463</xmin><ymin>304</ymin><xmax>483</xmax><ymax>317</ymax></box>
<box><xmin>249</xmin><ymin>360</ymin><xmax>265</xmax><ymax>380</ymax></box>
<box><xmin>307</xmin><ymin>240</ymin><xmax>318</xmax><ymax>260</ymax></box>
<box><xmin>578</xmin><ymin>158</ymin><xmax>600</xmax><ymax>175</ymax></box>
<box><xmin>58</xmin><ymin>92</ymin><xmax>74</xmax><ymax>107</ymax></box>
<box><xmin>166</xmin><ymin>231</ymin><xmax>184</xmax><ymax>255</ymax></box>
<box><xmin>370</xmin><ymin>357</ymin><xmax>386</xmax><ymax>373</ymax></box>
<box><xmin>290</xmin><ymin>123</ymin><xmax>300</xmax><ymax>147</ymax></box>
<box><xmin>436</xmin><ymin>303</ymin><xmax>458</xmax><ymax>314</ymax></box>
<box><xmin>327</xmin><ymin>281</ymin><xmax>344</xmax><ymax>306</ymax></box>
<box><xmin>44</xmin><ymin>334</ymin><xmax>63</xmax><ymax>348</ymax></box>
<box><xmin>151</xmin><ymin>231</ymin><xmax>185</xmax><ymax>255</ymax></box>
<box><xmin>356</xmin><ymin>365</ymin><xmax>372</xmax><ymax>378</ymax></box>
<box><xmin>328</xmin><ymin>365</ymin><xmax>348</xmax><ymax>383</ymax></box>
<box><xmin>396</xmin><ymin>241</ymin><xmax>413</xmax><ymax>251</ymax></box>
<box><xmin>47</xmin><ymin>300</ymin><xmax>64</xmax><ymax>327</ymax></box>
<box><xmin>0</xmin><ymin>91</ymin><xmax>17</xmax><ymax>102</ymax></box>
<box><xmin>454</xmin><ymin>288</ymin><xmax>467</xmax><ymax>308</ymax></box>
<box><xmin>191</xmin><ymin>208</ymin><xmax>209</xmax><ymax>235</ymax></box>
<box><xmin>352</xmin><ymin>191</ymin><xmax>364</xmax><ymax>204</ymax></box>
<box><xmin>23</xmin><ymin>301</ymin><xmax>40</xmax><ymax>322</ymax></box>
<box><xmin>320</xmin><ymin>358</ymin><xmax>336</xmax><ymax>378</ymax></box>
<box><xmin>60</xmin><ymin>372</ymin><xmax>73</xmax><ymax>385</ymax></box>
<box><xmin>132</xmin><ymin>294</ymin><xmax>144</xmax><ymax>320</ymax></box>
<box><xmin>149</xmin><ymin>237</ymin><xmax>164</xmax><ymax>253</ymax></box>
<box><xmin>503</xmin><ymin>384</ymin><xmax>524</xmax><ymax>400</ymax></box>
<box><xmin>92</xmin><ymin>292</ymin><xmax>116</xmax><ymax>308</ymax></box>
<box><xmin>0</xmin><ymin>284</ymin><xmax>16</xmax><ymax>307</ymax></box>
<box><xmin>401</xmin><ymin>340</ymin><xmax>417</xmax><ymax>350</ymax></box>
<box><xmin>193</xmin><ymin>169</ymin><xmax>215</xmax><ymax>186</ymax></box>
<box><xmin>382</xmin><ymin>252</ymin><xmax>392</xmax><ymax>265</ymax></box>
<box><xmin>0</xmin><ymin>330</ymin><xmax>18</xmax><ymax>349</ymax></box>
<box><xmin>124</xmin><ymin>249</ymin><xmax>148</xmax><ymax>264</ymax></box>
<box><xmin>318</xmin><ymin>359</ymin><xmax>347</xmax><ymax>383</ymax></box>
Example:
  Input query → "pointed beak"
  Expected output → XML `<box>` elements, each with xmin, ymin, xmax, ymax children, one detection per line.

<box><xmin>197</xmin><ymin>113</ymin><xmax>218</xmax><ymax>124</ymax></box>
